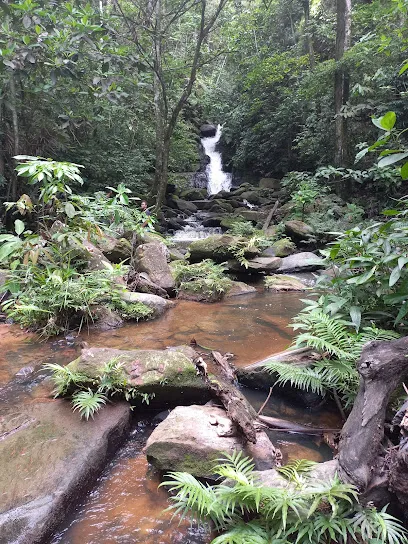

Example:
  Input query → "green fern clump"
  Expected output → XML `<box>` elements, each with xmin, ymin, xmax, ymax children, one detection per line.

<box><xmin>162</xmin><ymin>452</ymin><xmax>408</xmax><ymax>544</ymax></box>
<box><xmin>45</xmin><ymin>357</ymin><xmax>152</xmax><ymax>420</ymax></box>
<box><xmin>263</xmin><ymin>310</ymin><xmax>400</xmax><ymax>409</ymax></box>
<box><xmin>171</xmin><ymin>259</ymin><xmax>232</xmax><ymax>300</ymax></box>
<box><xmin>111</xmin><ymin>299</ymin><xmax>153</xmax><ymax>321</ymax></box>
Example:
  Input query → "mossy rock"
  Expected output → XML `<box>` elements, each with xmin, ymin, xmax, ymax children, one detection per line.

<box><xmin>220</xmin><ymin>215</ymin><xmax>246</xmax><ymax>230</ymax></box>
<box><xmin>188</xmin><ymin>234</ymin><xmax>259</xmax><ymax>263</ymax></box>
<box><xmin>271</xmin><ymin>238</ymin><xmax>296</xmax><ymax>257</ymax></box>
<box><xmin>265</xmin><ymin>274</ymin><xmax>307</xmax><ymax>291</ymax></box>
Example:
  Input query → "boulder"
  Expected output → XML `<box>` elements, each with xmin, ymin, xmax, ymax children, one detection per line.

<box><xmin>285</xmin><ymin>220</ymin><xmax>314</xmax><ymax>241</ymax></box>
<box><xmin>91</xmin><ymin>306</ymin><xmax>124</xmax><ymax>331</ymax></box>
<box><xmin>270</xmin><ymin>238</ymin><xmax>296</xmax><ymax>257</ymax></box>
<box><xmin>168</xmin><ymin>247</ymin><xmax>186</xmax><ymax>261</ymax></box>
<box><xmin>259</xmin><ymin>178</ymin><xmax>281</xmax><ymax>190</ymax></box>
<box><xmin>134</xmin><ymin>242</ymin><xmax>175</xmax><ymax>292</ymax></box>
<box><xmin>145</xmin><ymin>405</ymin><xmax>277</xmax><ymax>478</ymax></box>
<box><xmin>254</xmin><ymin>460</ymin><xmax>338</xmax><ymax>489</ymax></box>
<box><xmin>0</xmin><ymin>399</ymin><xmax>130</xmax><ymax>544</ymax></box>
<box><xmin>188</xmin><ymin>234</ymin><xmax>259</xmax><ymax>263</ymax></box>
<box><xmin>175</xmin><ymin>199</ymin><xmax>198</xmax><ymax>214</ymax></box>
<box><xmin>220</xmin><ymin>215</ymin><xmax>245</xmax><ymax>230</ymax></box>
<box><xmin>277</xmin><ymin>252</ymin><xmax>324</xmax><ymax>273</ymax></box>
<box><xmin>202</xmin><ymin>216</ymin><xmax>223</xmax><ymax>227</ymax></box>
<box><xmin>240</xmin><ymin>191</ymin><xmax>264</xmax><ymax>205</ymax></box>
<box><xmin>228</xmin><ymin>256</ymin><xmax>281</xmax><ymax>273</ymax></box>
<box><xmin>121</xmin><ymin>291</ymin><xmax>171</xmax><ymax>317</ymax></box>
<box><xmin>68</xmin><ymin>346</ymin><xmax>209</xmax><ymax>405</ymax></box>
<box><xmin>233</xmin><ymin>208</ymin><xmax>268</xmax><ymax>224</ymax></box>
<box><xmin>225</xmin><ymin>281</ymin><xmax>257</xmax><ymax>298</ymax></box>
<box><xmin>200</xmin><ymin>124</ymin><xmax>217</xmax><ymax>137</ymax></box>
<box><xmin>180</xmin><ymin>188</ymin><xmax>207</xmax><ymax>201</ymax></box>
<box><xmin>97</xmin><ymin>236</ymin><xmax>131</xmax><ymax>263</ymax></box>
<box><xmin>265</xmin><ymin>274</ymin><xmax>307</xmax><ymax>292</ymax></box>
<box><xmin>209</xmin><ymin>203</ymin><xmax>234</xmax><ymax>214</ymax></box>
<box><xmin>190</xmin><ymin>200</ymin><xmax>213</xmax><ymax>211</ymax></box>
<box><xmin>166</xmin><ymin>218</ymin><xmax>185</xmax><ymax>231</ymax></box>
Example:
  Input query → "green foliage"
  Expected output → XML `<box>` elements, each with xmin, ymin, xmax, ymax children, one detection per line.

<box><xmin>112</xmin><ymin>299</ymin><xmax>153</xmax><ymax>321</ymax></box>
<box><xmin>171</xmin><ymin>259</ymin><xmax>232</xmax><ymax>300</ymax></box>
<box><xmin>161</xmin><ymin>452</ymin><xmax>408</xmax><ymax>544</ymax></box>
<box><xmin>71</xmin><ymin>389</ymin><xmax>107</xmax><ymax>420</ymax></box>
<box><xmin>45</xmin><ymin>357</ymin><xmax>154</xmax><ymax>419</ymax></box>
<box><xmin>264</xmin><ymin>310</ymin><xmax>399</xmax><ymax>408</ymax></box>
<box><xmin>228</xmin><ymin>221</ymin><xmax>258</xmax><ymax>237</ymax></box>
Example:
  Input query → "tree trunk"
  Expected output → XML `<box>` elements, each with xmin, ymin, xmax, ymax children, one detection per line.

<box><xmin>8</xmin><ymin>72</ymin><xmax>19</xmax><ymax>200</ymax></box>
<box><xmin>155</xmin><ymin>135</ymin><xmax>170</xmax><ymax>210</ymax></box>
<box><xmin>303</xmin><ymin>0</ymin><xmax>315</xmax><ymax>70</ymax></box>
<box><xmin>0</xmin><ymin>95</ymin><xmax>5</xmax><ymax>180</ymax></box>
<box><xmin>338</xmin><ymin>336</ymin><xmax>408</xmax><ymax>491</ymax></box>
<box><xmin>334</xmin><ymin>0</ymin><xmax>351</xmax><ymax>167</ymax></box>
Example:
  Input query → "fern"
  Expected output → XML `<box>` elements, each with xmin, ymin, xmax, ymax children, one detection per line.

<box><xmin>71</xmin><ymin>389</ymin><xmax>107</xmax><ymax>420</ymax></box>
<box><xmin>43</xmin><ymin>362</ymin><xmax>90</xmax><ymax>396</ymax></box>
<box><xmin>263</xmin><ymin>361</ymin><xmax>326</xmax><ymax>395</ymax></box>
<box><xmin>277</xmin><ymin>459</ymin><xmax>316</xmax><ymax>482</ymax></box>
<box><xmin>162</xmin><ymin>454</ymin><xmax>407</xmax><ymax>544</ymax></box>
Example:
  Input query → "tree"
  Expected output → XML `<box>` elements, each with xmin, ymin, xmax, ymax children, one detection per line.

<box><xmin>113</xmin><ymin>0</ymin><xmax>229</xmax><ymax>210</ymax></box>
<box><xmin>334</xmin><ymin>0</ymin><xmax>351</xmax><ymax>167</ymax></box>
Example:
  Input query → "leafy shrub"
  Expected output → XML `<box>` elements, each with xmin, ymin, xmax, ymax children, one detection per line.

<box><xmin>1</xmin><ymin>263</ymin><xmax>151</xmax><ymax>338</ymax></box>
<box><xmin>171</xmin><ymin>259</ymin><xmax>232</xmax><ymax>301</ymax></box>
<box><xmin>162</xmin><ymin>452</ymin><xmax>408</xmax><ymax>544</ymax></box>
<box><xmin>228</xmin><ymin>220</ymin><xmax>258</xmax><ymax>237</ymax></box>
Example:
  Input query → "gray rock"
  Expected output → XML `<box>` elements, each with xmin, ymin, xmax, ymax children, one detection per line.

<box><xmin>233</xmin><ymin>208</ymin><xmax>268</xmax><ymax>224</ymax></box>
<box><xmin>228</xmin><ymin>256</ymin><xmax>281</xmax><ymax>273</ymax></box>
<box><xmin>91</xmin><ymin>305</ymin><xmax>124</xmax><ymax>331</ymax></box>
<box><xmin>175</xmin><ymin>199</ymin><xmax>198</xmax><ymax>214</ymax></box>
<box><xmin>188</xmin><ymin>234</ymin><xmax>259</xmax><ymax>263</ymax></box>
<box><xmin>0</xmin><ymin>400</ymin><xmax>130</xmax><ymax>544</ymax></box>
<box><xmin>285</xmin><ymin>220</ymin><xmax>314</xmax><ymax>241</ymax></box>
<box><xmin>225</xmin><ymin>281</ymin><xmax>257</xmax><ymax>298</ymax></box>
<box><xmin>97</xmin><ymin>236</ymin><xmax>132</xmax><ymax>263</ymax></box>
<box><xmin>265</xmin><ymin>274</ymin><xmax>307</xmax><ymax>292</ymax></box>
<box><xmin>277</xmin><ymin>252</ymin><xmax>324</xmax><ymax>273</ymax></box>
<box><xmin>121</xmin><ymin>290</ymin><xmax>171</xmax><ymax>317</ymax></box>
<box><xmin>134</xmin><ymin>242</ymin><xmax>175</xmax><ymax>292</ymax></box>
<box><xmin>180</xmin><ymin>188</ymin><xmax>207</xmax><ymax>201</ymax></box>
<box><xmin>200</xmin><ymin>124</ymin><xmax>217</xmax><ymax>137</ymax></box>
<box><xmin>146</xmin><ymin>405</ymin><xmax>277</xmax><ymax>478</ymax></box>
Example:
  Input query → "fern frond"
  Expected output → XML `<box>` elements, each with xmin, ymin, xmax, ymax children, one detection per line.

<box><xmin>71</xmin><ymin>389</ymin><xmax>107</xmax><ymax>420</ymax></box>
<box><xmin>214</xmin><ymin>451</ymin><xmax>255</xmax><ymax>484</ymax></box>
<box><xmin>263</xmin><ymin>361</ymin><xmax>326</xmax><ymax>394</ymax></box>
<box><xmin>352</xmin><ymin>505</ymin><xmax>408</xmax><ymax>544</ymax></box>
<box><xmin>277</xmin><ymin>459</ymin><xmax>317</xmax><ymax>482</ymax></box>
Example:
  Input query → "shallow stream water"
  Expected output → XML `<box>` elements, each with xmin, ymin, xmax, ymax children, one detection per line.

<box><xmin>0</xmin><ymin>290</ymin><xmax>341</xmax><ymax>544</ymax></box>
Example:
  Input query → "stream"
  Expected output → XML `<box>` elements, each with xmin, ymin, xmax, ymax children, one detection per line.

<box><xmin>0</xmin><ymin>290</ymin><xmax>340</xmax><ymax>544</ymax></box>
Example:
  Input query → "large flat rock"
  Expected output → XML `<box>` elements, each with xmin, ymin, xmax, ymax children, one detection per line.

<box><xmin>277</xmin><ymin>252</ymin><xmax>324</xmax><ymax>273</ymax></box>
<box><xmin>0</xmin><ymin>398</ymin><xmax>130</xmax><ymax>544</ymax></box>
<box><xmin>146</xmin><ymin>405</ymin><xmax>277</xmax><ymax>478</ymax></box>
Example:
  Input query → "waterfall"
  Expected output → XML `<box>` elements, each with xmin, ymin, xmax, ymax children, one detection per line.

<box><xmin>201</xmin><ymin>125</ymin><xmax>232</xmax><ymax>195</ymax></box>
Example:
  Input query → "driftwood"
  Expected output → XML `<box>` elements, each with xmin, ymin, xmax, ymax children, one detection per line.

<box><xmin>211</xmin><ymin>351</ymin><xmax>237</xmax><ymax>382</ymax></box>
<box><xmin>338</xmin><ymin>336</ymin><xmax>408</xmax><ymax>492</ymax></box>
<box><xmin>258</xmin><ymin>414</ymin><xmax>340</xmax><ymax>435</ymax></box>
<box><xmin>244</xmin><ymin>347</ymin><xmax>314</xmax><ymax>370</ymax></box>
<box><xmin>262</xmin><ymin>200</ymin><xmax>280</xmax><ymax>232</ymax></box>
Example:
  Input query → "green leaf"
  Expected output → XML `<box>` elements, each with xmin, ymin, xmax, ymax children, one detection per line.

<box><xmin>14</xmin><ymin>219</ymin><xmax>25</xmax><ymax>236</ymax></box>
<box><xmin>378</xmin><ymin>152</ymin><xmax>408</xmax><ymax>168</ymax></box>
<box><xmin>350</xmin><ymin>306</ymin><xmax>361</xmax><ymax>331</ymax></box>
<box><xmin>399</xmin><ymin>62</ymin><xmax>408</xmax><ymax>75</ymax></box>
<box><xmin>382</xmin><ymin>209</ymin><xmax>400</xmax><ymax>216</ymax></box>
<box><xmin>401</xmin><ymin>162</ymin><xmax>408</xmax><ymax>180</ymax></box>
<box><xmin>372</xmin><ymin>111</ymin><xmax>396</xmax><ymax>131</ymax></box>
<box><xmin>65</xmin><ymin>202</ymin><xmax>76</xmax><ymax>219</ymax></box>
<box><xmin>389</xmin><ymin>266</ymin><xmax>401</xmax><ymax>287</ymax></box>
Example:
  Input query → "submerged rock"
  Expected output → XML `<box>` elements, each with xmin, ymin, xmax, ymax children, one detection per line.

<box><xmin>134</xmin><ymin>242</ymin><xmax>175</xmax><ymax>293</ymax></box>
<box><xmin>67</xmin><ymin>346</ymin><xmax>208</xmax><ymax>404</ymax></box>
<box><xmin>145</xmin><ymin>405</ymin><xmax>277</xmax><ymax>478</ymax></box>
<box><xmin>225</xmin><ymin>281</ymin><xmax>257</xmax><ymax>297</ymax></box>
<box><xmin>265</xmin><ymin>274</ymin><xmax>307</xmax><ymax>292</ymax></box>
<box><xmin>277</xmin><ymin>252</ymin><xmax>324</xmax><ymax>273</ymax></box>
<box><xmin>0</xmin><ymin>400</ymin><xmax>130</xmax><ymax>544</ymax></box>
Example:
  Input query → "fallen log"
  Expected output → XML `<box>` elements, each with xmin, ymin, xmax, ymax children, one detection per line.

<box><xmin>212</xmin><ymin>351</ymin><xmax>236</xmax><ymax>382</ymax></box>
<box><xmin>244</xmin><ymin>347</ymin><xmax>313</xmax><ymax>370</ymax></box>
<box><xmin>258</xmin><ymin>414</ymin><xmax>340</xmax><ymax>435</ymax></box>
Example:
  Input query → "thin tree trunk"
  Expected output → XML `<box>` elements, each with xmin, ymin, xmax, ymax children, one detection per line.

<box><xmin>0</xmin><ymin>95</ymin><xmax>5</xmax><ymax>180</ymax></box>
<box><xmin>155</xmin><ymin>136</ymin><xmax>170</xmax><ymax>209</ymax></box>
<box><xmin>8</xmin><ymin>72</ymin><xmax>19</xmax><ymax>200</ymax></box>
<box><xmin>334</xmin><ymin>0</ymin><xmax>351</xmax><ymax>167</ymax></box>
<box><xmin>303</xmin><ymin>0</ymin><xmax>315</xmax><ymax>70</ymax></box>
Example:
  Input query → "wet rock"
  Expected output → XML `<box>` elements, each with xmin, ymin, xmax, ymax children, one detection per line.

<box><xmin>265</xmin><ymin>274</ymin><xmax>307</xmax><ymax>292</ymax></box>
<box><xmin>240</xmin><ymin>191</ymin><xmax>264</xmax><ymax>205</ymax></box>
<box><xmin>67</xmin><ymin>346</ymin><xmax>208</xmax><ymax>404</ymax></box>
<box><xmin>188</xmin><ymin>234</ymin><xmax>259</xmax><ymax>263</ymax></box>
<box><xmin>285</xmin><ymin>220</ymin><xmax>314</xmax><ymax>241</ymax></box>
<box><xmin>0</xmin><ymin>400</ymin><xmax>130</xmax><ymax>544</ymax></box>
<box><xmin>233</xmin><ymin>208</ymin><xmax>268</xmax><ymax>224</ymax></box>
<box><xmin>175</xmin><ymin>199</ymin><xmax>198</xmax><ymax>214</ymax></box>
<box><xmin>166</xmin><ymin>218</ymin><xmax>185</xmax><ymax>231</ymax></box>
<box><xmin>225</xmin><ymin>281</ymin><xmax>257</xmax><ymax>298</ymax></box>
<box><xmin>268</xmin><ymin>238</ymin><xmax>296</xmax><ymax>257</ymax></box>
<box><xmin>200</xmin><ymin>124</ymin><xmax>217</xmax><ymax>137</ymax></box>
<box><xmin>228</xmin><ymin>256</ymin><xmax>281</xmax><ymax>273</ymax></box>
<box><xmin>91</xmin><ymin>306</ymin><xmax>124</xmax><ymax>331</ymax></box>
<box><xmin>169</xmin><ymin>247</ymin><xmax>186</xmax><ymax>261</ymax></box>
<box><xmin>201</xmin><ymin>216</ymin><xmax>223</xmax><ymax>227</ymax></box>
<box><xmin>134</xmin><ymin>242</ymin><xmax>175</xmax><ymax>293</ymax></box>
<box><xmin>97</xmin><ymin>236</ymin><xmax>131</xmax><ymax>263</ymax></box>
<box><xmin>190</xmin><ymin>200</ymin><xmax>213</xmax><ymax>211</ymax></box>
<box><xmin>277</xmin><ymin>252</ymin><xmax>324</xmax><ymax>273</ymax></box>
<box><xmin>259</xmin><ymin>178</ymin><xmax>281</xmax><ymax>190</ymax></box>
<box><xmin>220</xmin><ymin>215</ymin><xmax>246</xmax><ymax>230</ymax></box>
<box><xmin>121</xmin><ymin>291</ymin><xmax>171</xmax><ymax>317</ymax></box>
<box><xmin>145</xmin><ymin>405</ymin><xmax>277</xmax><ymax>478</ymax></box>
<box><xmin>180</xmin><ymin>188</ymin><xmax>207</xmax><ymax>201</ymax></box>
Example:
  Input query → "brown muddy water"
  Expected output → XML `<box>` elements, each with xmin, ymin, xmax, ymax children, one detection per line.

<box><xmin>0</xmin><ymin>290</ymin><xmax>341</xmax><ymax>544</ymax></box>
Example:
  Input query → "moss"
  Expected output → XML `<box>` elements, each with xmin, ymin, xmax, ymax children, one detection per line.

<box><xmin>271</xmin><ymin>238</ymin><xmax>296</xmax><ymax>257</ymax></box>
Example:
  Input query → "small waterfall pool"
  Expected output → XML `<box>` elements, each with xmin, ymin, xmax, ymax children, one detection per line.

<box><xmin>201</xmin><ymin>125</ymin><xmax>232</xmax><ymax>195</ymax></box>
<box><xmin>172</xmin><ymin>216</ymin><xmax>221</xmax><ymax>242</ymax></box>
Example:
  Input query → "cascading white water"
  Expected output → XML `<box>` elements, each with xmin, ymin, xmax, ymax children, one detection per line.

<box><xmin>201</xmin><ymin>125</ymin><xmax>232</xmax><ymax>195</ymax></box>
